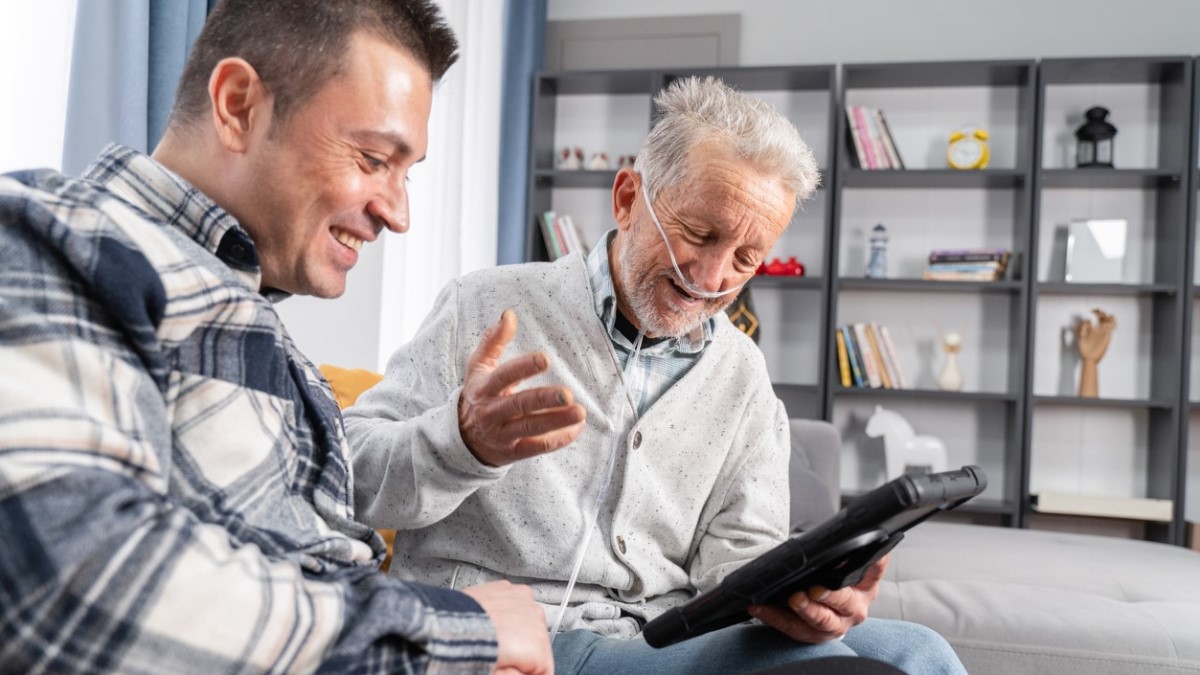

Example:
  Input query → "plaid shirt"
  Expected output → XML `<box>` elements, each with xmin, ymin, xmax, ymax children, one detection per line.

<box><xmin>587</xmin><ymin>231</ymin><xmax>712</xmax><ymax>416</ymax></box>
<box><xmin>0</xmin><ymin>145</ymin><xmax>496</xmax><ymax>673</ymax></box>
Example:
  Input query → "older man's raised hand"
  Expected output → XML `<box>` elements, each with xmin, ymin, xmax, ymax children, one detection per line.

<box><xmin>458</xmin><ymin>310</ymin><xmax>587</xmax><ymax>466</ymax></box>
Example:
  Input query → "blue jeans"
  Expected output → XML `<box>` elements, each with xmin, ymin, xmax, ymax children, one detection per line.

<box><xmin>552</xmin><ymin>618</ymin><xmax>967</xmax><ymax>675</ymax></box>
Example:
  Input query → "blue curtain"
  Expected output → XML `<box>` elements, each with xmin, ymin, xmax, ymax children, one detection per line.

<box><xmin>496</xmin><ymin>0</ymin><xmax>547</xmax><ymax>265</ymax></box>
<box><xmin>62</xmin><ymin>0</ymin><xmax>214</xmax><ymax>176</ymax></box>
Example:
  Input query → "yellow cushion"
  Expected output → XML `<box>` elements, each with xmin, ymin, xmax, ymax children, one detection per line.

<box><xmin>319</xmin><ymin>365</ymin><xmax>384</xmax><ymax>409</ymax></box>
<box><xmin>318</xmin><ymin>364</ymin><xmax>394</xmax><ymax>571</ymax></box>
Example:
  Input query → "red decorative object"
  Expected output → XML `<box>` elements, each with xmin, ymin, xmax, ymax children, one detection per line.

<box><xmin>757</xmin><ymin>256</ymin><xmax>805</xmax><ymax>276</ymax></box>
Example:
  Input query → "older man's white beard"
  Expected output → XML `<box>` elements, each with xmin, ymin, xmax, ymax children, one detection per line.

<box><xmin>621</xmin><ymin>269</ymin><xmax>732</xmax><ymax>338</ymax></box>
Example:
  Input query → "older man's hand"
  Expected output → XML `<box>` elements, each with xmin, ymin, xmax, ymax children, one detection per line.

<box><xmin>458</xmin><ymin>310</ymin><xmax>586</xmax><ymax>466</ymax></box>
<box><xmin>747</xmin><ymin>555</ymin><xmax>887</xmax><ymax>643</ymax></box>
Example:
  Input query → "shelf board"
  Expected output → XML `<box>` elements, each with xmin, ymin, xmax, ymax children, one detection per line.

<box><xmin>534</xmin><ymin>169</ymin><xmax>617</xmax><ymax>189</ymax></box>
<box><xmin>838</xmin><ymin>278</ymin><xmax>1020</xmax><ymax>293</ymax></box>
<box><xmin>772</xmin><ymin>383</ymin><xmax>820</xmax><ymax>395</ymax></box>
<box><xmin>1030</xmin><ymin>493</ymin><xmax>1173</xmax><ymax>522</ymax></box>
<box><xmin>1033</xmin><ymin>395</ymin><xmax>1174</xmax><ymax>410</ymax></box>
<box><xmin>1037</xmin><ymin>282</ymin><xmax>1177</xmax><ymax>296</ymax></box>
<box><xmin>1038</xmin><ymin>168</ymin><xmax>1183</xmax><ymax>189</ymax></box>
<box><xmin>834</xmin><ymin>387</ymin><xmax>1018</xmax><ymax>403</ymax></box>
<box><xmin>842</xmin><ymin>168</ymin><xmax>1025</xmax><ymax>189</ymax></box>
<box><xmin>750</xmin><ymin>276</ymin><xmax>822</xmax><ymax>290</ymax></box>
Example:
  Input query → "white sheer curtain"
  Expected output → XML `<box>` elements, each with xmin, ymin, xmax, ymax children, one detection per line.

<box><xmin>376</xmin><ymin>0</ymin><xmax>504</xmax><ymax>365</ymax></box>
<box><xmin>0</xmin><ymin>1</ymin><xmax>77</xmax><ymax>174</ymax></box>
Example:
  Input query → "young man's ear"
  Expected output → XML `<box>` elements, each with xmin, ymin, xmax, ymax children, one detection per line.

<box><xmin>207</xmin><ymin>57</ymin><xmax>271</xmax><ymax>153</ymax></box>
<box><xmin>611</xmin><ymin>167</ymin><xmax>641</xmax><ymax>232</ymax></box>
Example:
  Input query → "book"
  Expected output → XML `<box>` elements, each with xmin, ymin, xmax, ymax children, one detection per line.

<box><xmin>878</xmin><ymin>325</ymin><xmax>907</xmax><ymax>389</ymax></box>
<box><xmin>922</xmin><ymin>270</ymin><xmax>1005</xmax><ymax>281</ymax></box>
<box><xmin>864</xmin><ymin>108</ymin><xmax>893</xmax><ymax>170</ymax></box>
<box><xmin>845</xmin><ymin>107</ymin><xmax>870</xmax><ymax>170</ymax></box>
<box><xmin>1031</xmin><ymin>493</ymin><xmax>1173</xmax><ymax>522</ymax></box>
<box><xmin>864</xmin><ymin>325</ymin><xmax>892</xmax><ymax>389</ymax></box>
<box><xmin>835</xmin><ymin>330</ymin><xmax>852</xmax><ymax>387</ymax></box>
<box><xmin>852</xmin><ymin>106</ymin><xmax>881</xmax><ymax>169</ymax></box>
<box><xmin>875</xmin><ymin>109</ymin><xmax>905</xmax><ymax>169</ymax></box>
<box><xmin>840</xmin><ymin>325</ymin><xmax>864</xmax><ymax>387</ymax></box>
<box><xmin>540</xmin><ymin>211</ymin><xmax>564</xmax><ymax>259</ymax></box>
<box><xmin>853</xmin><ymin>323</ymin><xmax>882</xmax><ymax>388</ymax></box>
<box><xmin>929</xmin><ymin>248</ymin><xmax>1010</xmax><ymax>264</ymax></box>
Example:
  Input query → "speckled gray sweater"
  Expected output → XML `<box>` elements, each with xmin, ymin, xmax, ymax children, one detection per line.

<box><xmin>344</xmin><ymin>253</ymin><xmax>790</xmax><ymax>638</ymax></box>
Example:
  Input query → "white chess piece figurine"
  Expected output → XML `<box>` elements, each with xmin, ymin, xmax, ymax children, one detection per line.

<box><xmin>557</xmin><ymin>146</ymin><xmax>582</xmax><ymax>170</ymax></box>
<box><xmin>937</xmin><ymin>331</ymin><xmax>964</xmax><ymax>392</ymax></box>
<box><xmin>587</xmin><ymin>152</ymin><xmax>609</xmax><ymax>170</ymax></box>
<box><xmin>865</xmin><ymin>405</ymin><xmax>949</xmax><ymax>480</ymax></box>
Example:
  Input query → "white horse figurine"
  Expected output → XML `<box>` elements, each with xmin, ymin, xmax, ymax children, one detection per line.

<box><xmin>865</xmin><ymin>405</ymin><xmax>948</xmax><ymax>480</ymax></box>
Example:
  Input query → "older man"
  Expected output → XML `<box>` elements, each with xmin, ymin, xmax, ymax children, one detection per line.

<box><xmin>346</xmin><ymin>77</ymin><xmax>966</xmax><ymax>674</ymax></box>
<box><xmin>0</xmin><ymin>1</ymin><xmax>549</xmax><ymax>673</ymax></box>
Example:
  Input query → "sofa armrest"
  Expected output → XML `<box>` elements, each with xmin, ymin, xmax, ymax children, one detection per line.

<box><xmin>789</xmin><ymin>419</ymin><xmax>841</xmax><ymax>532</ymax></box>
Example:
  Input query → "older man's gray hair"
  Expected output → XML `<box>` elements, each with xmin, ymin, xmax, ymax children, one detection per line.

<box><xmin>634</xmin><ymin>76</ymin><xmax>820</xmax><ymax>211</ymax></box>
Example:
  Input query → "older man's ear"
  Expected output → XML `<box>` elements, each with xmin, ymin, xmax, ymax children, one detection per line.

<box><xmin>611</xmin><ymin>167</ymin><xmax>640</xmax><ymax>232</ymax></box>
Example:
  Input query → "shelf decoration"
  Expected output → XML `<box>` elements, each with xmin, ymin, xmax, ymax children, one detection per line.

<box><xmin>923</xmin><ymin>248</ymin><xmax>1010</xmax><ymax>281</ymax></box>
<box><xmin>946</xmin><ymin>126</ymin><xmax>990</xmax><ymax>170</ymax></box>
<box><xmin>865</xmin><ymin>223</ymin><xmax>888</xmax><ymax>279</ymax></box>
<box><xmin>836</xmin><ymin>323</ymin><xmax>906</xmax><ymax>390</ymax></box>
<box><xmin>557</xmin><ymin>146</ymin><xmax>583</xmax><ymax>170</ymax></box>
<box><xmin>936</xmin><ymin>329</ymin><xmax>964</xmax><ymax>392</ymax></box>
<box><xmin>725</xmin><ymin>288</ymin><xmax>760</xmax><ymax>343</ymax></box>
<box><xmin>586</xmin><ymin>152</ymin><xmax>609</xmax><ymax>170</ymax></box>
<box><xmin>756</xmin><ymin>256</ymin><xmax>805</xmax><ymax>276</ymax></box>
<box><xmin>866</xmin><ymin>405</ymin><xmax>948</xmax><ymax>480</ymax></box>
<box><xmin>1075</xmin><ymin>106</ymin><xmax>1117</xmax><ymax>168</ymax></box>
<box><xmin>1076</xmin><ymin>308</ymin><xmax>1116</xmax><ymax>398</ymax></box>
<box><xmin>1065</xmin><ymin>219</ymin><xmax>1126</xmax><ymax>283</ymax></box>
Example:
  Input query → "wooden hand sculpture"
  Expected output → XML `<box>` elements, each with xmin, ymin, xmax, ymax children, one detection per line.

<box><xmin>1075</xmin><ymin>308</ymin><xmax>1116</xmax><ymax>398</ymax></box>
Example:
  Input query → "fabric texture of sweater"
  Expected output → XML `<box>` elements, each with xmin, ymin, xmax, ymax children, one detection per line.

<box><xmin>346</xmin><ymin>253</ymin><xmax>790</xmax><ymax>638</ymax></box>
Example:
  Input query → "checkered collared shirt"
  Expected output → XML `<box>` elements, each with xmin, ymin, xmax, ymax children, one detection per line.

<box><xmin>586</xmin><ymin>230</ymin><xmax>713</xmax><ymax>417</ymax></box>
<box><xmin>0</xmin><ymin>145</ymin><xmax>496</xmax><ymax>673</ymax></box>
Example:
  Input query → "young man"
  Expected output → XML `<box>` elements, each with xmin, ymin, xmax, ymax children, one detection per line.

<box><xmin>0</xmin><ymin>1</ymin><xmax>548</xmax><ymax>673</ymax></box>
<box><xmin>346</xmin><ymin>76</ymin><xmax>967</xmax><ymax>674</ymax></box>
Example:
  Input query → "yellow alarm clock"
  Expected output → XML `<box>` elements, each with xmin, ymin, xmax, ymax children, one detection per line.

<box><xmin>947</xmin><ymin>127</ymin><xmax>990</xmax><ymax>170</ymax></box>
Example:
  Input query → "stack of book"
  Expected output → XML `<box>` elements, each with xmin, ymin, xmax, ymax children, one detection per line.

<box><xmin>922</xmin><ymin>248</ymin><xmax>1010</xmax><ymax>281</ymax></box>
<box><xmin>539</xmin><ymin>211</ymin><xmax>589</xmax><ymax>260</ymax></box>
<box><xmin>846</xmin><ymin>105</ymin><xmax>904</xmax><ymax>170</ymax></box>
<box><xmin>835</xmin><ymin>323</ymin><xmax>907</xmax><ymax>389</ymax></box>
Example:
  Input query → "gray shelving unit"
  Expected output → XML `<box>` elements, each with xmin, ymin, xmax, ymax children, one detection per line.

<box><xmin>524</xmin><ymin>57</ymin><xmax>1200</xmax><ymax>545</ymax></box>
<box><xmin>827</xmin><ymin>59</ymin><xmax>1037</xmax><ymax>524</ymax></box>
<box><xmin>1026</xmin><ymin>56</ymin><xmax>1193</xmax><ymax>544</ymax></box>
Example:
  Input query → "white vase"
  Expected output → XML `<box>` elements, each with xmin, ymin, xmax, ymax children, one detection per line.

<box><xmin>938</xmin><ymin>352</ymin><xmax>963</xmax><ymax>392</ymax></box>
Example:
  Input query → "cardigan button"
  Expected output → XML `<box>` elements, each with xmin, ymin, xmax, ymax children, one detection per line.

<box><xmin>616</xmin><ymin>535</ymin><xmax>627</xmax><ymax>554</ymax></box>
<box><xmin>631</xmin><ymin>431</ymin><xmax>642</xmax><ymax>449</ymax></box>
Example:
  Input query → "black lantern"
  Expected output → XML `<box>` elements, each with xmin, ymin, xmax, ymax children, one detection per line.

<box><xmin>1075</xmin><ymin>106</ymin><xmax>1117</xmax><ymax>168</ymax></box>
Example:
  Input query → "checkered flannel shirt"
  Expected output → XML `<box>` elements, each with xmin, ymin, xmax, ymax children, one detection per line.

<box><xmin>0</xmin><ymin>145</ymin><xmax>496</xmax><ymax>673</ymax></box>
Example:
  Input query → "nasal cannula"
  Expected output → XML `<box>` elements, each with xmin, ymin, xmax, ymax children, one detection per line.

<box><xmin>549</xmin><ymin>179</ymin><xmax>729</xmax><ymax>640</ymax></box>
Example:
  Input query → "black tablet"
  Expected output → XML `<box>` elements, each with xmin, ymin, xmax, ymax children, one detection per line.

<box><xmin>642</xmin><ymin>465</ymin><xmax>987</xmax><ymax>648</ymax></box>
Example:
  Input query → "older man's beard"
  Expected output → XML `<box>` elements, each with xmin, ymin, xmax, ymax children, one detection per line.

<box><xmin>617</xmin><ymin>239</ymin><xmax>732</xmax><ymax>338</ymax></box>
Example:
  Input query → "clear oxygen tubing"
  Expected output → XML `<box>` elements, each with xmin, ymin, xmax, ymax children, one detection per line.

<box><xmin>549</xmin><ymin>328</ymin><xmax>645</xmax><ymax>641</ymax></box>
<box><xmin>640</xmin><ymin>180</ymin><xmax>742</xmax><ymax>300</ymax></box>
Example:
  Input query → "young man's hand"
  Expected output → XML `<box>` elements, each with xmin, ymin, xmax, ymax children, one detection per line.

<box><xmin>458</xmin><ymin>310</ymin><xmax>586</xmax><ymax>466</ymax></box>
<box><xmin>747</xmin><ymin>556</ymin><xmax>887</xmax><ymax>643</ymax></box>
<box><xmin>464</xmin><ymin>580</ymin><xmax>554</xmax><ymax>674</ymax></box>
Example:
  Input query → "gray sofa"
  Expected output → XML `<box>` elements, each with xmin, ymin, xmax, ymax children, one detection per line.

<box><xmin>788</xmin><ymin>419</ymin><xmax>1200</xmax><ymax>674</ymax></box>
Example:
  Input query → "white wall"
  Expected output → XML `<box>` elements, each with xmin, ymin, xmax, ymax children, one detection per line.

<box><xmin>0</xmin><ymin>1</ymin><xmax>76</xmax><ymax>173</ymax></box>
<box><xmin>547</xmin><ymin>0</ymin><xmax>1200</xmax><ymax>64</ymax></box>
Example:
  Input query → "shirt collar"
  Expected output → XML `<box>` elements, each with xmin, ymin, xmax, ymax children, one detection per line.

<box><xmin>84</xmin><ymin>144</ymin><xmax>263</xmax><ymax>291</ymax></box>
<box><xmin>586</xmin><ymin>229</ymin><xmax>713</xmax><ymax>354</ymax></box>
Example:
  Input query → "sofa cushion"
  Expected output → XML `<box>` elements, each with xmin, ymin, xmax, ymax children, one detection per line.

<box><xmin>873</xmin><ymin>521</ymin><xmax>1200</xmax><ymax>674</ymax></box>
